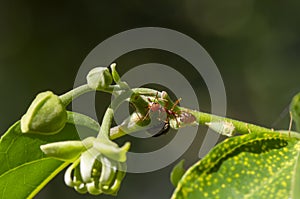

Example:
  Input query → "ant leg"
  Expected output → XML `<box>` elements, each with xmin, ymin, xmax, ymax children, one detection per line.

<box><xmin>142</xmin><ymin>106</ymin><xmax>151</xmax><ymax>121</ymax></box>
<box><xmin>129</xmin><ymin>103</ymin><xmax>142</xmax><ymax>120</ymax></box>
<box><xmin>143</xmin><ymin>93</ymin><xmax>159</xmax><ymax>121</ymax></box>
<box><xmin>170</xmin><ymin>98</ymin><xmax>182</xmax><ymax>111</ymax></box>
<box><xmin>170</xmin><ymin>98</ymin><xmax>181</xmax><ymax>128</ymax></box>
<box><xmin>152</xmin><ymin>92</ymin><xmax>159</xmax><ymax>103</ymax></box>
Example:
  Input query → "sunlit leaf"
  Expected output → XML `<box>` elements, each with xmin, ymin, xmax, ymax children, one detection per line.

<box><xmin>0</xmin><ymin>112</ymin><xmax>99</xmax><ymax>199</ymax></box>
<box><xmin>291</xmin><ymin>147</ymin><xmax>300</xmax><ymax>199</ymax></box>
<box><xmin>172</xmin><ymin>132</ymin><xmax>300</xmax><ymax>199</ymax></box>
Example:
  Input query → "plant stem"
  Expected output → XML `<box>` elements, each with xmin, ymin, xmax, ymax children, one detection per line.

<box><xmin>98</xmin><ymin>107</ymin><xmax>114</xmax><ymax>139</ymax></box>
<box><xmin>108</xmin><ymin>106</ymin><xmax>300</xmax><ymax>140</ymax></box>
<box><xmin>183</xmin><ymin>108</ymin><xmax>273</xmax><ymax>134</ymax></box>
<box><xmin>60</xmin><ymin>84</ymin><xmax>300</xmax><ymax>140</ymax></box>
<box><xmin>59</xmin><ymin>84</ymin><xmax>92</xmax><ymax>106</ymax></box>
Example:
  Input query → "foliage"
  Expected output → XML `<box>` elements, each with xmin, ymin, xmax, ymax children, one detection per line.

<box><xmin>1</xmin><ymin>65</ymin><xmax>300</xmax><ymax>199</ymax></box>
<box><xmin>172</xmin><ymin>132</ymin><xmax>300</xmax><ymax>199</ymax></box>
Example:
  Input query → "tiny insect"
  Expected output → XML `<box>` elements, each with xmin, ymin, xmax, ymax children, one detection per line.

<box><xmin>143</xmin><ymin>92</ymin><xmax>181</xmax><ymax>137</ymax></box>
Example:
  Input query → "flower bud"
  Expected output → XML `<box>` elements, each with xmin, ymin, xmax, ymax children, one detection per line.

<box><xmin>21</xmin><ymin>91</ymin><xmax>67</xmax><ymax>135</ymax></box>
<box><xmin>87</xmin><ymin>67</ymin><xmax>113</xmax><ymax>90</ymax></box>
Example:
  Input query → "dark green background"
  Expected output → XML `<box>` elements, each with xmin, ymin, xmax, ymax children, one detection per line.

<box><xmin>1</xmin><ymin>1</ymin><xmax>300</xmax><ymax>198</ymax></box>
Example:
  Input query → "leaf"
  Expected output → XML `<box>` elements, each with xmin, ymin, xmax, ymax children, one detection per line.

<box><xmin>172</xmin><ymin>132</ymin><xmax>300</xmax><ymax>199</ymax></box>
<box><xmin>170</xmin><ymin>160</ymin><xmax>186</xmax><ymax>187</ymax></box>
<box><xmin>0</xmin><ymin>112</ymin><xmax>99</xmax><ymax>199</ymax></box>
<box><xmin>291</xmin><ymin>146</ymin><xmax>300</xmax><ymax>199</ymax></box>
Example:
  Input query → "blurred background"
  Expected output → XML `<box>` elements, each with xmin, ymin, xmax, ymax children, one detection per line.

<box><xmin>1</xmin><ymin>0</ymin><xmax>300</xmax><ymax>198</ymax></box>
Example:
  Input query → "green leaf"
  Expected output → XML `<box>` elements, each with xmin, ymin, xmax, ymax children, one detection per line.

<box><xmin>0</xmin><ymin>112</ymin><xmax>99</xmax><ymax>199</ymax></box>
<box><xmin>291</xmin><ymin>147</ymin><xmax>300</xmax><ymax>199</ymax></box>
<box><xmin>0</xmin><ymin>122</ymin><xmax>77</xmax><ymax>199</ymax></box>
<box><xmin>170</xmin><ymin>160</ymin><xmax>186</xmax><ymax>187</ymax></box>
<box><xmin>172</xmin><ymin>132</ymin><xmax>300</xmax><ymax>199</ymax></box>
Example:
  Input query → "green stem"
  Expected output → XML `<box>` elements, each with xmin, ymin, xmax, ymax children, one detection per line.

<box><xmin>59</xmin><ymin>84</ymin><xmax>92</xmax><ymax>106</ymax></box>
<box><xmin>108</xmin><ymin>106</ymin><xmax>300</xmax><ymax>140</ymax></box>
<box><xmin>59</xmin><ymin>84</ymin><xmax>299</xmax><ymax>140</ymax></box>
<box><xmin>183</xmin><ymin>108</ymin><xmax>273</xmax><ymax>134</ymax></box>
<box><xmin>132</xmin><ymin>88</ymin><xmax>161</xmax><ymax>96</ymax></box>
<box><xmin>59</xmin><ymin>84</ymin><xmax>126</xmax><ymax>107</ymax></box>
<box><xmin>98</xmin><ymin>107</ymin><xmax>114</xmax><ymax>139</ymax></box>
<box><xmin>109</xmin><ymin>113</ymin><xmax>149</xmax><ymax>140</ymax></box>
<box><xmin>98</xmin><ymin>90</ymin><xmax>137</xmax><ymax>139</ymax></box>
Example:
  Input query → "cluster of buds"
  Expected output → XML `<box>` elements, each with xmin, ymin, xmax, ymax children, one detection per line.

<box><xmin>41</xmin><ymin>137</ymin><xmax>130</xmax><ymax>195</ymax></box>
<box><xmin>19</xmin><ymin>64</ymin><xmax>133</xmax><ymax>196</ymax></box>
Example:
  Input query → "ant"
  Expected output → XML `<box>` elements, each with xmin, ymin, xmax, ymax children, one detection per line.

<box><xmin>141</xmin><ymin>92</ymin><xmax>181</xmax><ymax>137</ymax></box>
<box><xmin>142</xmin><ymin>92</ymin><xmax>196</xmax><ymax>137</ymax></box>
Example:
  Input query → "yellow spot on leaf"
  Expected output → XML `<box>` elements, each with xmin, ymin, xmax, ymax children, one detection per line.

<box><xmin>234</xmin><ymin>173</ymin><xmax>240</xmax><ymax>178</ymax></box>
<box><xmin>226</xmin><ymin>177</ymin><xmax>232</xmax><ymax>182</ymax></box>
<box><xmin>281</xmin><ymin>181</ymin><xmax>287</xmax><ymax>187</ymax></box>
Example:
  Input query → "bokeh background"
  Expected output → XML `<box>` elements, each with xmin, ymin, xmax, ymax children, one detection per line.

<box><xmin>1</xmin><ymin>1</ymin><xmax>300</xmax><ymax>198</ymax></box>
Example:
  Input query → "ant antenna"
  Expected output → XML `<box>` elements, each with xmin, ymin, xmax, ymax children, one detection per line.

<box><xmin>129</xmin><ymin>103</ymin><xmax>142</xmax><ymax>120</ymax></box>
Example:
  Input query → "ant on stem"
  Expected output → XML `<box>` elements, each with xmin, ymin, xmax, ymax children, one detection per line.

<box><xmin>142</xmin><ymin>92</ymin><xmax>196</xmax><ymax>137</ymax></box>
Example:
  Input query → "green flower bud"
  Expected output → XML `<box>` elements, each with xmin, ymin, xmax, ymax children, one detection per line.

<box><xmin>87</xmin><ymin>67</ymin><xmax>113</xmax><ymax>90</ymax></box>
<box><xmin>21</xmin><ymin>91</ymin><xmax>67</xmax><ymax>135</ymax></box>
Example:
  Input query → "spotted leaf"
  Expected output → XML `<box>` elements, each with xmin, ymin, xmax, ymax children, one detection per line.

<box><xmin>172</xmin><ymin>132</ymin><xmax>300</xmax><ymax>199</ymax></box>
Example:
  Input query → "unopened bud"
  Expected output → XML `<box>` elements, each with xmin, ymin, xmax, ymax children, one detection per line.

<box><xmin>21</xmin><ymin>91</ymin><xmax>67</xmax><ymax>135</ymax></box>
<box><xmin>87</xmin><ymin>67</ymin><xmax>113</xmax><ymax>90</ymax></box>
